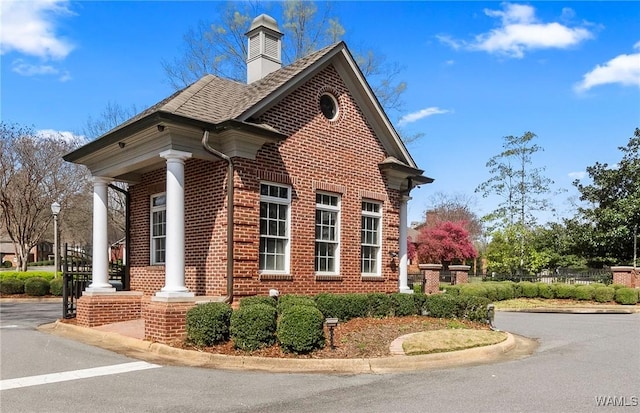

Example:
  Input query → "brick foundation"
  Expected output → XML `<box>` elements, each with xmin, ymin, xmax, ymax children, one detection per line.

<box><xmin>419</xmin><ymin>263</ymin><xmax>442</xmax><ymax>294</ymax></box>
<box><xmin>143</xmin><ymin>298</ymin><xmax>196</xmax><ymax>344</ymax></box>
<box><xmin>76</xmin><ymin>292</ymin><xmax>143</xmax><ymax>328</ymax></box>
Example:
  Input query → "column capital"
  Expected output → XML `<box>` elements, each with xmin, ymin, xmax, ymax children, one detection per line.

<box><xmin>160</xmin><ymin>149</ymin><xmax>192</xmax><ymax>162</ymax></box>
<box><xmin>92</xmin><ymin>176</ymin><xmax>112</xmax><ymax>185</ymax></box>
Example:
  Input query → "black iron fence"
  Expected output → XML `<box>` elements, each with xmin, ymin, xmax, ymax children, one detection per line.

<box><xmin>62</xmin><ymin>244</ymin><xmax>127</xmax><ymax>319</ymax></box>
<box><xmin>408</xmin><ymin>268</ymin><xmax>613</xmax><ymax>288</ymax></box>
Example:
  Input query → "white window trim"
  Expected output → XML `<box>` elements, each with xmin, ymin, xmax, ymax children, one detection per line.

<box><xmin>361</xmin><ymin>200</ymin><xmax>382</xmax><ymax>276</ymax></box>
<box><xmin>150</xmin><ymin>192</ymin><xmax>166</xmax><ymax>265</ymax></box>
<box><xmin>315</xmin><ymin>192</ymin><xmax>341</xmax><ymax>275</ymax></box>
<box><xmin>259</xmin><ymin>182</ymin><xmax>291</xmax><ymax>274</ymax></box>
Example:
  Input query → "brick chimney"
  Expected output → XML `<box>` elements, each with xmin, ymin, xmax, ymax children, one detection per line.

<box><xmin>246</xmin><ymin>14</ymin><xmax>283</xmax><ymax>84</ymax></box>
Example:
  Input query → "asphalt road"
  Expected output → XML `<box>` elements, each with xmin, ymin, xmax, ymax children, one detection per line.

<box><xmin>1</xmin><ymin>301</ymin><xmax>638</xmax><ymax>413</ymax></box>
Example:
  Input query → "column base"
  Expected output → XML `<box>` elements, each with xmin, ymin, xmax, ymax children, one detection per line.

<box><xmin>144</xmin><ymin>299</ymin><xmax>196</xmax><ymax>344</ymax></box>
<box><xmin>398</xmin><ymin>287</ymin><xmax>414</xmax><ymax>294</ymax></box>
<box><xmin>153</xmin><ymin>291</ymin><xmax>195</xmax><ymax>301</ymax></box>
<box><xmin>76</xmin><ymin>291</ymin><xmax>143</xmax><ymax>327</ymax></box>
<box><xmin>84</xmin><ymin>286</ymin><xmax>117</xmax><ymax>294</ymax></box>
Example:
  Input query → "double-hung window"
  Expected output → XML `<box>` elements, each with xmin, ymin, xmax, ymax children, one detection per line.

<box><xmin>259</xmin><ymin>183</ymin><xmax>290</xmax><ymax>273</ymax></box>
<box><xmin>315</xmin><ymin>193</ymin><xmax>340</xmax><ymax>274</ymax></box>
<box><xmin>361</xmin><ymin>201</ymin><xmax>382</xmax><ymax>275</ymax></box>
<box><xmin>150</xmin><ymin>193</ymin><xmax>167</xmax><ymax>265</ymax></box>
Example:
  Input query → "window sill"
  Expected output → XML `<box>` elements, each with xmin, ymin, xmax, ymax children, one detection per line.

<box><xmin>314</xmin><ymin>275</ymin><xmax>342</xmax><ymax>281</ymax></box>
<box><xmin>259</xmin><ymin>273</ymin><xmax>292</xmax><ymax>281</ymax></box>
<box><xmin>361</xmin><ymin>275</ymin><xmax>384</xmax><ymax>282</ymax></box>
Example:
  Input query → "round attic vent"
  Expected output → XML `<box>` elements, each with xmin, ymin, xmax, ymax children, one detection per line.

<box><xmin>320</xmin><ymin>93</ymin><xmax>339</xmax><ymax>121</ymax></box>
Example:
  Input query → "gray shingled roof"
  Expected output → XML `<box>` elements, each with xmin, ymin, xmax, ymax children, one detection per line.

<box><xmin>105</xmin><ymin>43</ymin><xmax>342</xmax><ymax>136</ymax></box>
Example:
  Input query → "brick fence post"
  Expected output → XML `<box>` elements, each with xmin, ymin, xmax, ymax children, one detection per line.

<box><xmin>76</xmin><ymin>291</ymin><xmax>143</xmax><ymax>328</ymax></box>
<box><xmin>611</xmin><ymin>266</ymin><xmax>636</xmax><ymax>288</ymax></box>
<box><xmin>449</xmin><ymin>265</ymin><xmax>471</xmax><ymax>285</ymax></box>
<box><xmin>418</xmin><ymin>263</ymin><xmax>442</xmax><ymax>294</ymax></box>
<box><xmin>144</xmin><ymin>298</ymin><xmax>196</xmax><ymax>345</ymax></box>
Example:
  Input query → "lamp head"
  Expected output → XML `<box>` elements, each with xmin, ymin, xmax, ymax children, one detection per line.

<box><xmin>51</xmin><ymin>202</ymin><xmax>61</xmax><ymax>215</ymax></box>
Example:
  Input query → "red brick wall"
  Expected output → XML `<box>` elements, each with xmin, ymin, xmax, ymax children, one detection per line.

<box><xmin>76</xmin><ymin>293</ymin><xmax>142</xmax><ymax>327</ymax></box>
<box><xmin>128</xmin><ymin>64</ymin><xmax>403</xmax><ymax>297</ymax></box>
<box><xmin>144</xmin><ymin>300</ymin><xmax>196</xmax><ymax>344</ymax></box>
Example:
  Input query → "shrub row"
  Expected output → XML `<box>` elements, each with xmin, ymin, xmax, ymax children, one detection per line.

<box><xmin>445</xmin><ymin>282</ymin><xmax>639</xmax><ymax>305</ymax></box>
<box><xmin>186</xmin><ymin>292</ymin><xmax>495</xmax><ymax>354</ymax></box>
<box><xmin>0</xmin><ymin>271</ymin><xmax>56</xmax><ymax>281</ymax></box>
<box><xmin>0</xmin><ymin>277</ymin><xmax>64</xmax><ymax>296</ymax></box>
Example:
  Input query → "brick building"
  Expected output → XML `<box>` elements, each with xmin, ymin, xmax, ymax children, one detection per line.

<box><xmin>64</xmin><ymin>15</ymin><xmax>432</xmax><ymax>338</ymax></box>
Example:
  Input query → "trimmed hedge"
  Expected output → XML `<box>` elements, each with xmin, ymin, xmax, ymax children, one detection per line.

<box><xmin>24</xmin><ymin>277</ymin><xmax>50</xmax><ymax>296</ymax></box>
<box><xmin>49</xmin><ymin>278</ymin><xmax>64</xmax><ymax>296</ymax></box>
<box><xmin>186</xmin><ymin>302</ymin><xmax>233</xmax><ymax>346</ymax></box>
<box><xmin>238</xmin><ymin>296</ymin><xmax>277</xmax><ymax>308</ymax></box>
<box><xmin>366</xmin><ymin>293</ymin><xmax>392</xmax><ymax>318</ymax></box>
<box><xmin>425</xmin><ymin>294</ymin><xmax>459</xmax><ymax>319</ymax></box>
<box><xmin>553</xmin><ymin>283</ymin><xmax>576</xmax><ymax>299</ymax></box>
<box><xmin>230</xmin><ymin>303</ymin><xmax>277</xmax><ymax>351</ymax></box>
<box><xmin>536</xmin><ymin>283</ymin><xmax>555</xmax><ymax>299</ymax></box>
<box><xmin>594</xmin><ymin>286</ymin><xmax>615</xmax><ymax>303</ymax></box>
<box><xmin>518</xmin><ymin>282</ymin><xmax>538</xmax><ymax>298</ymax></box>
<box><xmin>0</xmin><ymin>271</ymin><xmax>55</xmax><ymax>281</ymax></box>
<box><xmin>574</xmin><ymin>285</ymin><xmax>595</xmax><ymax>301</ymax></box>
<box><xmin>0</xmin><ymin>278</ymin><xmax>24</xmax><ymax>295</ymax></box>
<box><xmin>314</xmin><ymin>293</ymin><xmax>369</xmax><ymax>321</ymax></box>
<box><xmin>276</xmin><ymin>295</ymin><xmax>317</xmax><ymax>315</ymax></box>
<box><xmin>615</xmin><ymin>288</ymin><xmax>638</xmax><ymax>305</ymax></box>
<box><xmin>390</xmin><ymin>293</ymin><xmax>417</xmax><ymax>316</ymax></box>
<box><xmin>276</xmin><ymin>305</ymin><xmax>325</xmax><ymax>353</ymax></box>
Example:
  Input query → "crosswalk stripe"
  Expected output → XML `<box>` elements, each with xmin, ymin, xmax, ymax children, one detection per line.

<box><xmin>0</xmin><ymin>361</ymin><xmax>161</xmax><ymax>391</ymax></box>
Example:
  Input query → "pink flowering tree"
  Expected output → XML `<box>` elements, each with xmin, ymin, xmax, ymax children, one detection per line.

<box><xmin>415</xmin><ymin>221</ymin><xmax>477</xmax><ymax>266</ymax></box>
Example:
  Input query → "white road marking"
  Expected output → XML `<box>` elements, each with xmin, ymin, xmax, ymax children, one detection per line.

<box><xmin>0</xmin><ymin>325</ymin><xmax>19</xmax><ymax>328</ymax></box>
<box><xmin>0</xmin><ymin>361</ymin><xmax>161</xmax><ymax>391</ymax></box>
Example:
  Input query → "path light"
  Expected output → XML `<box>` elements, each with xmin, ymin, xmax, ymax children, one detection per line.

<box><xmin>51</xmin><ymin>202</ymin><xmax>61</xmax><ymax>277</ymax></box>
<box><xmin>486</xmin><ymin>304</ymin><xmax>497</xmax><ymax>331</ymax></box>
<box><xmin>325</xmin><ymin>317</ymin><xmax>339</xmax><ymax>350</ymax></box>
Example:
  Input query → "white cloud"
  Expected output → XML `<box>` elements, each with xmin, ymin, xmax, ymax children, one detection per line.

<box><xmin>11</xmin><ymin>58</ymin><xmax>71</xmax><ymax>81</ymax></box>
<box><xmin>438</xmin><ymin>3</ymin><xmax>593</xmax><ymax>58</ymax></box>
<box><xmin>399</xmin><ymin>107</ymin><xmax>450</xmax><ymax>126</ymax></box>
<box><xmin>568</xmin><ymin>171</ymin><xmax>586</xmax><ymax>180</ymax></box>
<box><xmin>574</xmin><ymin>42</ymin><xmax>640</xmax><ymax>92</ymax></box>
<box><xmin>0</xmin><ymin>0</ymin><xmax>74</xmax><ymax>59</ymax></box>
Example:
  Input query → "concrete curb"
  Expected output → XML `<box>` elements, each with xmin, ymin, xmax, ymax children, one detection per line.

<box><xmin>41</xmin><ymin>321</ymin><xmax>526</xmax><ymax>374</ymax></box>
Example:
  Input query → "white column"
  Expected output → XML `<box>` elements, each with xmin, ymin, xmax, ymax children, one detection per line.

<box><xmin>156</xmin><ymin>149</ymin><xmax>194</xmax><ymax>298</ymax></box>
<box><xmin>87</xmin><ymin>177</ymin><xmax>115</xmax><ymax>292</ymax></box>
<box><xmin>398</xmin><ymin>195</ymin><xmax>412</xmax><ymax>294</ymax></box>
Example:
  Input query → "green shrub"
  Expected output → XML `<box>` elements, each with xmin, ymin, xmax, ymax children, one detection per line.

<box><xmin>185</xmin><ymin>302</ymin><xmax>232</xmax><ymax>346</ymax></box>
<box><xmin>390</xmin><ymin>293</ymin><xmax>417</xmax><ymax>316</ymax></box>
<box><xmin>238</xmin><ymin>295</ymin><xmax>277</xmax><ymax>308</ymax></box>
<box><xmin>276</xmin><ymin>295</ymin><xmax>317</xmax><ymax>315</ymax></box>
<box><xmin>314</xmin><ymin>293</ymin><xmax>368</xmax><ymax>321</ymax></box>
<box><xmin>553</xmin><ymin>283</ymin><xmax>576</xmax><ymax>299</ymax></box>
<box><xmin>495</xmin><ymin>282</ymin><xmax>516</xmax><ymax>300</ymax></box>
<box><xmin>24</xmin><ymin>277</ymin><xmax>50</xmax><ymax>296</ymax></box>
<box><xmin>443</xmin><ymin>285</ymin><xmax>461</xmax><ymax>296</ymax></box>
<box><xmin>230</xmin><ymin>303</ymin><xmax>277</xmax><ymax>350</ymax></box>
<box><xmin>49</xmin><ymin>278</ymin><xmax>64</xmax><ymax>296</ymax></box>
<box><xmin>276</xmin><ymin>305</ymin><xmax>325</xmax><ymax>354</ymax></box>
<box><xmin>2</xmin><ymin>261</ymin><xmax>13</xmax><ymax>268</ymax></box>
<box><xmin>615</xmin><ymin>288</ymin><xmax>638</xmax><ymax>305</ymax></box>
<box><xmin>456</xmin><ymin>295</ymin><xmax>492</xmax><ymax>322</ymax></box>
<box><xmin>574</xmin><ymin>285</ymin><xmax>595</xmax><ymax>301</ymax></box>
<box><xmin>425</xmin><ymin>294</ymin><xmax>458</xmax><ymax>318</ymax></box>
<box><xmin>0</xmin><ymin>278</ymin><xmax>24</xmax><ymax>295</ymax></box>
<box><xmin>459</xmin><ymin>284</ymin><xmax>488</xmax><ymax>299</ymax></box>
<box><xmin>593</xmin><ymin>286</ymin><xmax>615</xmax><ymax>303</ymax></box>
<box><xmin>413</xmin><ymin>293</ymin><xmax>429</xmax><ymax>315</ymax></box>
<box><xmin>412</xmin><ymin>283</ymin><xmax>423</xmax><ymax>294</ymax></box>
<box><xmin>519</xmin><ymin>282</ymin><xmax>538</xmax><ymax>298</ymax></box>
<box><xmin>536</xmin><ymin>283</ymin><xmax>554</xmax><ymax>299</ymax></box>
<box><xmin>366</xmin><ymin>293</ymin><xmax>392</xmax><ymax>318</ymax></box>
<box><xmin>0</xmin><ymin>271</ymin><xmax>56</xmax><ymax>281</ymax></box>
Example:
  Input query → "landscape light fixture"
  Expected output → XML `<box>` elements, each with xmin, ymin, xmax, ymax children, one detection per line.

<box><xmin>50</xmin><ymin>202</ymin><xmax>61</xmax><ymax>278</ymax></box>
<box><xmin>325</xmin><ymin>317</ymin><xmax>339</xmax><ymax>350</ymax></box>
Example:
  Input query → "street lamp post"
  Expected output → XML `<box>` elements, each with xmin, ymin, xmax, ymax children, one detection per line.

<box><xmin>51</xmin><ymin>202</ymin><xmax>61</xmax><ymax>277</ymax></box>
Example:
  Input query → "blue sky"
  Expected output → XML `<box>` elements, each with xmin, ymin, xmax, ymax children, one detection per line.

<box><xmin>1</xmin><ymin>1</ymin><xmax>639</xmax><ymax>226</ymax></box>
